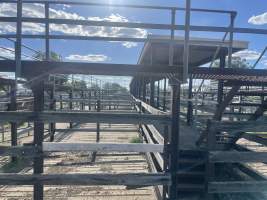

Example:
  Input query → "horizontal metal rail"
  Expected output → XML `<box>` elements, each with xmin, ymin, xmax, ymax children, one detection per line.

<box><xmin>43</xmin><ymin>142</ymin><xmax>164</xmax><ymax>153</ymax></box>
<box><xmin>0</xmin><ymin>111</ymin><xmax>171</xmax><ymax>124</ymax></box>
<box><xmin>1</xmin><ymin>16</ymin><xmax>267</xmax><ymax>36</ymax></box>
<box><xmin>209</xmin><ymin>181</ymin><xmax>267</xmax><ymax>193</ymax></box>
<box><xmin>209</xmin><ymin>151</ymin><xmax>267</xmax><ymax>163</ymax></box>
<box><xmin>0</xmin><ymin>143</ymin><xmax>164</xmax><ymax>156</ymax></box>
<box><xmin>0</xmin><ymin>173</ymin><xmax>171</xmax><ymax>186</ymax></box>
<box><xmin>0</xmin><ymin>0</ymin><xmax>236</xmax><ymax>14</ymax></box>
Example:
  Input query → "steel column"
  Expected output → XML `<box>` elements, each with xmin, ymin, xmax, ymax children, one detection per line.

<box><xmin>157</xmin><ymin>81</ymin><xmax>160</xmax><ymax>108</ymax></box>
<box><xmin>49</xmin><ymin>84</ymin><xmax>55</xmax><ymax>142</ymax></box>
<box><xmin>205</xmin><ymin>119</ymin><xmax>215</xmax><ymax>200</ymax></box>
<box><xmin>183</xmin><ymin>0</ymin><xmax>191</xmax><ymax>82</ymax></box>
<box><xmin>187</xmin><ymin>74</ymin><xmax>193</xmax><ymax>125</ymax></box>
<box><xmin>91</xmin><ymin>99</ymin><xmax>100</xmax><ymax>163</ymax></box>
<box><xmin>138</xmin><ymin>78</ymin><xmax>142</xmax><ymax>99</ymax></box>
<box><xmin>45</xmin><ymin>2</ymin><xmax>50</xmax><ymax>60</ymax></box>
<box><xmin>168</xmin><ymin>80</ymin><xmax>180</xmax><ymax>200</ymax></box>
<box><xmin>15</xmin><ymin>0</ymin><xmax>22</xmax><ymax>77</ymax></box>
<box><xmin>142</xmin><ymin>78</ymin><xmax>147</xmax><ymax>102</ymax></box>
<box><xmin>69</xmin><ymin>91</ymin><xmax>73</xmax><ymax>128</ymax></box>
<box><xmin>150</xmin><ymin>79</ymin><xmax>155</xmax><ymax>107</ymax></box>
<box><xmin>10</xmin><ymin>83</ymin><xmax>17</xmax><ymax>162</ymax></box>
<box><xmin>33</xmin><ymin>80</ymin><xmax>44</xmax><ymax>200</ymax></box>
<box><xmin>228</xmin><ymin>13</ymin><xmax>235</xmax><ymax>68</ymax></box>
<box><xmin>217</xmin><ymin>54</ymin><xmax>226</xmax><ymax>105</ymax></box>
<box><xmin>163</xmin><ymin>78</ymin><xmax>167</xmax><ymax>111</ymax></box>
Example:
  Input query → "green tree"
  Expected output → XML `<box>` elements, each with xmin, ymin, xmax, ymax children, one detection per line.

<box><xmin>103</xmin><ymin>82</ymin><xmax>128</xmax><ymax>94</ymax></box>
<box><xmin>212</xmin><ymin>56</ymin><xmax>251</xmax><ymax>69</ymax></box>
<box><xmin>88</xmin><ymin>83</ymin><xmax>100</xmax><ymax>90</ymax></box>
<box><xmin>0</xmin><ymin>85</ymin><xmax>7</xmax><ymax>93</ymax></box>
<box><xmin>210</xmin><ymin>56</ymin><xmax>251</xmax><ymax>88</ymax></box>
<box><xmin>35</xmin><ymin>51</ymin><xmax>68</xmax><ymax>85</ymax></box>
<box><xmin>34</xmin><ymin>51</ymin><xmax>62</xmax><ymax>61</ymax></box>
<box><xmin>73</xmin><ymin>80</ymin><xmax>87</xmax><ymax>89</ymax></box>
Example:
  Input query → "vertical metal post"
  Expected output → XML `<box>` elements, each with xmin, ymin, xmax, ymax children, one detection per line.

<box><xmin>261</xmin><ymin>86</ymin><xmax>265</xmax><ymax>104</ymax></box>
<box><xmin>60</xmin><ymin>95</ymin><xmax>63</xmax><ymax>110</ymax></box>
<box><xmin>96</xmin><ymin>99</ymin><xmax>100</xmax><ymax>143</ymax></box>
<box><xmin>10</xmin><ymin>83</ymin><xmax>17</xmax><ymax>162</ymax></box>
<box><xmin>169</xmin><ymin>9</ymin><xmax>176</xmax><ymax>66</ymax></box>
<box><xmin>1</xmin><ymin>125</ymin><xmax>4</xmax><ymax>142</ymax></box>
<box><xmin>15</xmin><ymin>0</ymin><xmax>22</xmax><ymax>77</ymax></box>
<box><xmin>168</xmin><ymin>81</ymin><xmax>180</xmax><ymax>200</ymax></box>
<box><xmin>166</xmin><ymin>8</ymin><xmax>180</xmax><ymax>199</ymax></box>
<box><xmin>163</xmin><ymin>78</ymin><xmax>167</xmax><ymax>111</ymax></box>
<box><xmin>157</xmin><ymin>81</ymin><xmax>160</xmax><ymax>108</ymax></box>
<box><xmin>138</xmin><ymin>78</ymin><xmax>142</xmax><ymax>99</ymax></box>
<box><xmin>45</xmin><ymin>2</ymin><xmax>50</xmax><ymax>60</ymax></box>
<box><xmin>89</xmin><ymin>90</ymin><xmax>91</xmax><ymax>110</ymax></box>
<box><xmin>81</xmin><ymin>90</ymin><xmax>84</xmax><ymax>110</ymax></box>
<box><xmin>11</xmin><ymin>0</ymin><xmax>22</xmax><ymax>161</ymax></box>
<box><xmin>218</xmin><ymin>54</ymin><xmax>226</xmax><ymax>106</ymax></box>
<box><xmin>150</xmin><ymin>79</ymin><xmax>155</xmax><ymax>107</ymax></box>
<box><xmin>142</xmin><ymin>78</ymin><xmax>146</xmax><ymax>102</ymax></box>
<box><xmin>33</xmin><ymin>80</ymin><xmax>44</xmax><ymax>200</ymax></box>
<box><xmin>69</xmin><ymin>90</ymin><xmax>73</xmax><ymax>128</ymax></box>
<box><xmin>187</xmin><ymin>74</ymin><xmax>193</xmax><ymax>125</ymax></box>
<box><xmin>183</xmin><ymin>0</ymin><xmax>191</xmax><ymax>82</ymax></box>
<box><xmin>49</xmin><ymin>81</ymin><xmax>55</xmax><ymax>142</ymax></box>
<box><xmin>162</xmin><ymin>124</ymin><xmax>169</xmax><ymax>199</ymax></box>
<box><xmin>205</xmin><ymin>119</ymin><xmax>215</xmax><ymax>200</ymax></box>
<box><xmin>91</xmin><ymin>100</ymin><xmax>100</xmax><ymax>163</ymax></box>
<box><xmin>228</xmin><ymin>13</ymin><xmax>235</xmax><ymax>68</ymax></box>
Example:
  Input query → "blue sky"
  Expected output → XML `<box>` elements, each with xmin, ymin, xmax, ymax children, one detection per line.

<box><xmin>0</xmin><ymin>0</ymin><xmax>267</xmax><ymax>85</ymax></box>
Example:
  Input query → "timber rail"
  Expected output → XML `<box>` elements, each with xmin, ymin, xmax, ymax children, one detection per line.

<box><xmin>1</xmin><ymin>1</ymin><xmax>267</xmax><ymax>200</ymax></box>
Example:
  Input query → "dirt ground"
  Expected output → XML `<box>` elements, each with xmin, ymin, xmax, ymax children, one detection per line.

<box><xmin>0</xmin><ymin>123</ymin><xmax>156</xmax><ymax>200</ymax></box>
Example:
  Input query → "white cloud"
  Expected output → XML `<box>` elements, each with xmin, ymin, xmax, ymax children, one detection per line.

<box><xmin>0</xmin><ymin>46</ymin><xmax>37</xmax><ymax>60</ymax></box>
<box><xmin>233</xmin><ymin>50</ymin><xmax>263</xmax><ymax>61</ymax></box>
<box><xmin>248</xmin><ymin>12</ymin><xmax>267</xmax><ymax>25</ymax></box>
<box><xmin>122</xmin><ymin>42</ymin><xmax>138</xmax><ymax>48</ymax></box>
<box><xmin>65</xmin><ymin>54</ymin><xmax>110</xmax><ymax>62</ymax></box>
<box><xmin>62</xmin><ymin>4</ymin><xmax>71</xmax><ymax>10</ymax></box>
<box><xmin>0</xmin><ymin>3</ymin><xmax>147</xmax><ymax>48</ymax></box>
<box><xmin>0</xmin><ymin>46</ymin><xmax>15</xmax><ymax>60</ymax></box>
<box><xmin>262</xmin><ymin>60</ymin><xmax>267</xmax><ymax>67</ymax></box>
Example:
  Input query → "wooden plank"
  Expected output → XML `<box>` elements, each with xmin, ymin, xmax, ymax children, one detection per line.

<box><xmin>210</xmin><ymin>151</ymin><xmax>267</xmax><ymax>163</ymax></box>
<box><xmin>0</xmin><ymin>146</ymin><xmax>38</xmax><ymax>157</ymax></box>
<box><xmin>0</xmin><ymin>111</ymin><xmax>171</xmax><ymax>124</ymax></box>
<box><xmin>17</xmin><ymin>126</ymin><xmax>33</xmax><ymax>136</ymax></box>
<box><xmin>242</xmin><ymin>133</ymin><xmax>267</xmax><ymax>146</ymax></box>
<box><xmin>134</xmin><ymin>97</ymin><xmax>169</xmax><ymax>115</ymax></box>
<box><xmin>145</xmin><ymin>152</ymin><xmax>163</xmax><ymax>200</ymax></box>
<box><xmin>235</xmin><ymin>163</ymin><xmax>266</xmax><ymax>181</ymax></box>
<box><xmin>55</xmin><ymin>128</ymin><xmax>137</xmax><ymax>132</ymax></box>
<box><xmin>43</xmin><ymin>142</ymin><xmax>164</xmax><ymax>153</ymax></box>
<box><xmin>146</xmin><ymin>125</ymin><xmax>164</xmax><ymax>145</ymax></box>
<box><xmin>141</xmin><ymin>125</ymin><xmax>164</xmax><ymax>169</ymax></box>
<box><xmin>0</xmin><ymin>173</ymin><xmax>171</xmax><ymax>186</ymax></box>
<box><xmin>209</xmin><ymin>181</ymin><xmax>267</xmax><ymax>193</ymax></box>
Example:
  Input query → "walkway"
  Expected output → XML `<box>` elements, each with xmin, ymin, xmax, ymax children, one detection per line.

<box><xmin>0</xmin><ymin>123</ymin><xmax>156</xmax><ymax>200</ymax></box>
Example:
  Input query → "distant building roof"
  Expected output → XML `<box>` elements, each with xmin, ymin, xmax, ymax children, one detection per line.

<box><xmin>138</xmin><ymin>35</ymin><xmax>249</xmax><ymax>68</ymax></box>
